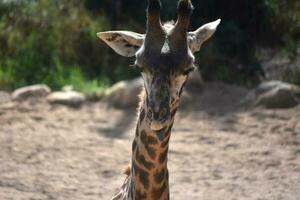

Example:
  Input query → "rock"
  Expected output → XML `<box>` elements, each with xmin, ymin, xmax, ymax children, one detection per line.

<box><xmin>47</xmin><ymin>91</ymin><xmax>86</xmax><ymax>107</ymax></box>
<box><xmin>103</xmin><ymin>78</ymin><xmax>143</xmax><ymax>108</ymax></box>
<box><xmin>258</xmin><ymin>47</ymin><xmax>300</xmax><ymax>81</ymax></box>
<box><xmin>12</xmin><ymin>84</ymin><xmax>51</xmax><ymax>101</ymax></box>
<box><xmin>246</xmin><ymin>81</ymin><xmax>300</xmax><ymax>109</ymax></box>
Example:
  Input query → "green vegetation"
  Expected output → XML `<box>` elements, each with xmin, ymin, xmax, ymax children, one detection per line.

<box><xmin>0</xmin><ymin>0</ymin><xmax>299</xmax><ymax>93</ymax></box>
<box><xmin>0</xmin><ymin>0</ymin><xmax>137</xmax><ymax>93</ymax></box>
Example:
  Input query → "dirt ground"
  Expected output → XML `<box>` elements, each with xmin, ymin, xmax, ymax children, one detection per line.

<box><xmin>0</xmin><ymin>83</ymin><xmax>299</xmax><ymax>200</ymax></box>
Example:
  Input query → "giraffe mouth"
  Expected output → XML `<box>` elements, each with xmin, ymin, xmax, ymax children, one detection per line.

<box><xmin>150</xmin><ymin>122</ymin><xmax>165</xmax><ymax>131</ymax></box>
<box><xmin>150</xmin><ymin>119</ymin><xmax>171</xmax><ymax>131</ymax></box>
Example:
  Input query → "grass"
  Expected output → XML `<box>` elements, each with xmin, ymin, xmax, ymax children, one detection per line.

<box><xmin>0</xmin><ymin>64</ymin><xmax>109</xmax><ymax>98</ymax></box>
<box><xmin>53</xmin><ymin>66</ymin><xmax>109</xmax><ymax>97</ymax></box>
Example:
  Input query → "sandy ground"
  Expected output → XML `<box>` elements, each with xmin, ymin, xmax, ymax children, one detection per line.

<box><xmin>0</xmin><ymin>84</ymin><xmax>299</xmax><ymax>200</ymax></box>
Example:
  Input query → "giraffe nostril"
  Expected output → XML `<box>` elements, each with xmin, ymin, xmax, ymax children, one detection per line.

<box><xmin>160</xmin><ymin>108</ymin><xmax>167</xmax><ymax>119</ymax></box>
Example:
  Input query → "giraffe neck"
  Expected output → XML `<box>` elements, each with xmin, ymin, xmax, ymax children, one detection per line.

<box><xmin>130</xmin><ymin>95</ymin><xmax>178</xmax><ymax>200</ymax></box>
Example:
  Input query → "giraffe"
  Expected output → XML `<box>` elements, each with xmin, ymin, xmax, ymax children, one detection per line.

<box><xmin>97</xmin><ymin>0</ymin><xmax>220</xmax><ymax>199</ymax></box>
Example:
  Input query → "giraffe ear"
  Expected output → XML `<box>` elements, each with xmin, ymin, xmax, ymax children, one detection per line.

<box><xmin>97</xmin><ymin>31</ymin><xmax>145</xmax><ymax>57</ymax></box>
<box><xmin>188</xmin><ymin>19</ymin><xmax>221</xmax><ymax>53</ymax></box>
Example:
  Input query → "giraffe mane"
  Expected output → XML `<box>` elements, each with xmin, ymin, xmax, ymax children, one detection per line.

<box><xmin>122</xmin><ymin>165</ymin><xmax>131</xmax><ymax>176</ymax></box>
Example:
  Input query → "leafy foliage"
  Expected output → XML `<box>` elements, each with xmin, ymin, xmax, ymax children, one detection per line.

<box><xmin>0</xmin><ymin>0</ymin><xmax>137</xmax><ymax>91</ymax></box>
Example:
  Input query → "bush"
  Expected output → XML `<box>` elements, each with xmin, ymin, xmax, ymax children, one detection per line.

<box><xmin>0</xmin><ymin>0</ymin><xmax>138</xmax><ymax>91</ymax></box>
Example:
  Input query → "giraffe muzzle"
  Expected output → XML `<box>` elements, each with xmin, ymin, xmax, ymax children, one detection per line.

<box><xmin>150</xmin><ymin>119</ymin><xmax>171</xmax><ymax>131</ymax></box>
<box><xmin>149</xmin><ymin>108</ymin><xmax>171</xmax><ymax>131</ymax></box>
<box><xmin>148</xmin><ymin>81</ymin><xmax>171</xmax><ymax>130</ymax></box>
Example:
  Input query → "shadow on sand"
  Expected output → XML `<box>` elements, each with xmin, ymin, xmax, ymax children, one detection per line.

<box><xmin>96</xmin><ymin>108</ymin><xmax>136</xmax><ymax>139</ymax></box>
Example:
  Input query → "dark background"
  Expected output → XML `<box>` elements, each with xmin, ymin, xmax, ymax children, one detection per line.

<box><xmin>0</xmin><ymin>0</ymin><xmax>299</xmax><ymax>94</ymax></box>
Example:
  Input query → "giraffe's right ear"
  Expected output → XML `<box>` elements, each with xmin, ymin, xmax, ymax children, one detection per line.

<box><xmin>97</xmin><ymin>31</ymin><xmax>144</xmax><ymax>57</ymax></box>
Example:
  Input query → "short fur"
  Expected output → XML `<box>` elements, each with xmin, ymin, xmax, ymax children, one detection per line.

<box><xmin>97</xmin><ymin>1</ymin><xmax>220</xmax><ymax>199</ymax></box>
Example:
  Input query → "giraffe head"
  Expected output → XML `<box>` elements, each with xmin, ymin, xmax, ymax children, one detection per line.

<box><xmin>98</xmin><ymin>0</ymin><xmax>220</xmax><ymax>131</ymax></box>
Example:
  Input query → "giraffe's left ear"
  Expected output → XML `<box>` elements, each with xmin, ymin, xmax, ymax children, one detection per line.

<box><xmin>188</xmin><ymin>19</ymin><xmax>221</xmax><ymax>53</ymax></box>
<box><xmin>97</xmin><ymin>31</ymin><xmax>145</xmax><ymax>57</ymax></box>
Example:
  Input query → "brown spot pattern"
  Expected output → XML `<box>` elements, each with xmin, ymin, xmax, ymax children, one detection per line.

<box><xmin>147</xmin><ymin>136</ymin><xmax>158</xmax><ymax>145</ymax></box>
<box><xmin>140</xmin><ymin>131</ymin><xmax>157</xmax><ymax>159</ymax></box>
<box><xmin>136</xmin><ymin>190</ymin><xmax>147</xmax><ymax>199</ymax></box>
<box><xmin>141</xmin><ymin>131</ymin><xmax>158</xmax><ymax>145</ymax></box>
<box><xmin>132</xmin><ymin>140</ymin><xmax>137</xmax><ymax>152</ymax></box>
<box><xmin>154</xmin><ymin>168</ymin><xmax>166</xmax><ymax>183</ymax></box>
<box><xmin>139</xmin><ymin>109</ymin><xmax>146</xmax><ymax>125</ymax></box>
<box><xmin>140</xmin><ymin>130</ymin><xmax>147</xmax><ymax>144</ymax></box>
<box><xmin>136</xmin><ymin>148</ymin><xmax>154</xmax><ymax>170</ymax></box>
<box><xmin>138</xmin><ymin>168</ymin><xmax>150</xmax><ymax>189</ymax></box>
<box><xmin>145</xmin><ymin>144</ymin><xmax>156</xmax><ymax>160</ymax></box>
<box><xmin>151</xmin><ymin>182</ymin><xmax>166</xmax><ymax>199</ymax></box>
<box><xmin>159</xmin><ymin>147</ymin><xmax>168</xmax><ymax>164</ymax></box>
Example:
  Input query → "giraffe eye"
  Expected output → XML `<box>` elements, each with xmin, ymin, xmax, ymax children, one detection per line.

<box><xmin>182</xmin><ymin>67</ymin><xmax>194</xmax><ymax>75</ymax></box>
